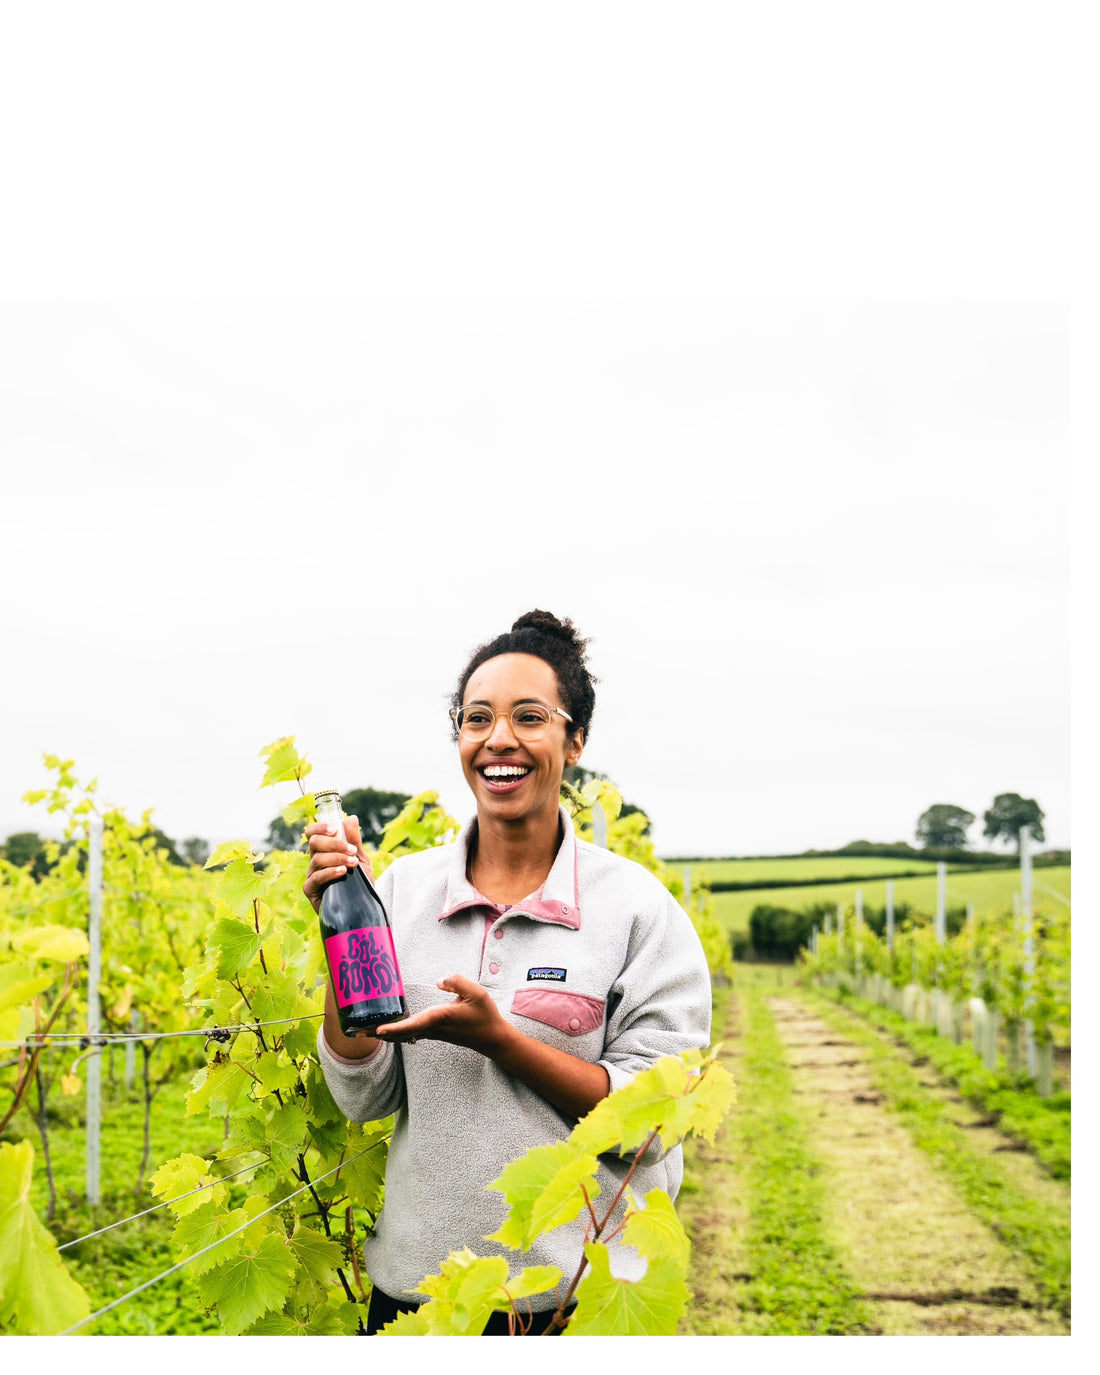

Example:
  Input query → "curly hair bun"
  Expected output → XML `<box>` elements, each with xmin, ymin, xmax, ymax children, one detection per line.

<box><xmin>510</xmin><ymin>609</ymin><xmax>579</xmax><ymax>644</ymax></box>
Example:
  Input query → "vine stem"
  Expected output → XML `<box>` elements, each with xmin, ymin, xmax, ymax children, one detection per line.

<box><xmin>297</xmin><ymin>1151</ymin><xmax>357</xmax><ymax>1306</ymax></box>
<box><xmin>539</xmin><ymin>1125</ymin><xmax>663</xmax><ymax>1335</ymax></box>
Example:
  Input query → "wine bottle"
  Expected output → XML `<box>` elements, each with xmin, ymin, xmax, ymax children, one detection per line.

<box><xmin>314</xmin><ymin>789</ymin><xmax>408</xmax><ymax>1035</ymax></box>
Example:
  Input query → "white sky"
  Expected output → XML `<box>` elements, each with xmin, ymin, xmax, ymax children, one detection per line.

<box><xmin>0</xmin><ymin>299</ymin><xmax>1069</xmax><ymax>857</ymax></box>
<box><xmin>0</xmin><ymin>2</ymin><xmax>1084</xmax><ymax>872</ymax></box>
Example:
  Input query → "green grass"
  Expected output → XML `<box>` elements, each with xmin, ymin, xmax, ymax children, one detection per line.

<box><xmin>712</xmin><ymin>865</ymin><xmax>1071</xmax><ymax>936</ymax></box>
<box><xmin>671</xmin><ymin>856</ymin><xmax>943</xmax><ymax>885</ymax></box>
<box><xmin>723</xmin><ymin>977</ymin><xmax>874</xmax><ymax>1334</ymax></box>
<box><xmin>812</xmin><ymin>984</ymin><xmax>1071</xmax><ymax>1181</ymax></box>
<box><xmin>797</xmin><ymin>985</ymin><xmax>1071</xmax><ymax>1316</ymax></box>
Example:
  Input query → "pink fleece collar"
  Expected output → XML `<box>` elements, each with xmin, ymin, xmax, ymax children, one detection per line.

<box><xmin>438</xmin><ymin>805</ymin><xmax>582</xmax><ymax>929</ymax></box>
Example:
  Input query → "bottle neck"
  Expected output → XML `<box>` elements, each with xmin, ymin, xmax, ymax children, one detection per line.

<box><xmin>315</xmin><ymin>796</ymin><xmax>346</xmax><ymax>837</ymax></box>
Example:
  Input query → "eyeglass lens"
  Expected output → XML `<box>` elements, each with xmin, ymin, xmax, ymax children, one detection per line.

<box><xmin>456</xmin><ymin>705</ymin><xmax>554</xmax><ymax>739</ymax></box>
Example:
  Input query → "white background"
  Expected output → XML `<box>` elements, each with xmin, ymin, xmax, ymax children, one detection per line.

<box><xmin>0</xmin><ymin>0</ymin><xmax>1092</xmax><ymax>1365</ymax></box>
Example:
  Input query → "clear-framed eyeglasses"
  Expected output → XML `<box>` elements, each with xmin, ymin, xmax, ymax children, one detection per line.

<box><xmin>450</xmin><ymin>702</ymin><xmax>573</xmax><ymax>742</ymax></box>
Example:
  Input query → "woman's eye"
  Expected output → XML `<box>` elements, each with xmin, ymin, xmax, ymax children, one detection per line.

<box><xmin>465</xmin><ymin>711</ymin><xmax>492</xmax><ymax>726</ymax></box>
<box><xmin>517</xmin><ymin>711</ymin><xmax>545</xmax><ymax>725</ymax></box>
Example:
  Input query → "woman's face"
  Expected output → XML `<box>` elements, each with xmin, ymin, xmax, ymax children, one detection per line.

<box><xmin>458</xmin><ymin>653</ymin><xmax>584</xmax><ymax>827</ymax></box>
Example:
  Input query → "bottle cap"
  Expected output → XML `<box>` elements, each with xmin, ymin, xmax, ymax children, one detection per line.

<box><xmin>313</xmin><ymin>789</ymin><xmax>342</xmax><ymax>803</ymax></box>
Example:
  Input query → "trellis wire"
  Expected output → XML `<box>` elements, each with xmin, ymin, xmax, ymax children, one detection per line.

<box><xmin>59</xmin><ymin>1145</ymin><xmax>376</xmax><ymax>1335</ymax></box>
<box><xmin>57</xmin><ymin>1159</ymin><xmax>265</xmax><ymax>1251</ymax></box>
<box><xmin>0</xmin><ymin>1012</ymin><xmax>326</xmax><ymax>1051</ymax></box>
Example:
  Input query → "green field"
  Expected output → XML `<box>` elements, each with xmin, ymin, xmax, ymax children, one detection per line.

<box><xmin>710</xmin><ymin>865</ymin><xmax>1071</xmax><ymax>936</ymax></box>
<box><xmin>667</xmin><ymin>856</ymin><xmax>945</xmax><ymax>885</ymax></box>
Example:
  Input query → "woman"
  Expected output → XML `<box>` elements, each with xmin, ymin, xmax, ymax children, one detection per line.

<box><xmin>304</xmin><ymin>610</ymin><xmax>712</xmax><ymax>1334</ymax></box>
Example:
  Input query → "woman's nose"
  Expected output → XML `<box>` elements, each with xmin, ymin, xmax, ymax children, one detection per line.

<box><xmin>486</xmin><ymin>712</ymin><xmax>519</xmax><ymax>748</ymax></box>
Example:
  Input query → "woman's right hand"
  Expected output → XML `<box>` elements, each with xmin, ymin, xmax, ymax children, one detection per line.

<box><xmin>302</xmin><ymin>815</ymin><xmax>373</xmax><ymax>913</ymax></box>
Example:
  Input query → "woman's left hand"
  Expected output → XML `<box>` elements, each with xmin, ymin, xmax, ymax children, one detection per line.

<box><xmin>374</xmin><ymin>975</ymin><xmax>511</xmax><ymax>1057</ymax></box>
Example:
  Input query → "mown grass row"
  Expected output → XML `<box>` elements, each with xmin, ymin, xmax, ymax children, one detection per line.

<box><xmin>797</xmin><ymin>985</ymin><xmax>1071</xmax><ymax>1317</ymax></box>
<box><xmin>718</xmin><ymin>979</ymin><xmax>873</xmax><ymax>1333</ymax></box>
<box><xmin>810</xmin><ymin>981</ymin><xmax>1071</xmax><ymax>1180</ymax></box>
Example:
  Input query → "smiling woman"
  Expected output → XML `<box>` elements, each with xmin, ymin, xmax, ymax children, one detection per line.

<box><xmin>302</xmin><ymin>609</ymin><xmax>712</xmax><ymax>1336</ymax></box>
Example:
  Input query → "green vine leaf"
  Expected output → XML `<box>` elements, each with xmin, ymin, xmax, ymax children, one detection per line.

<box><xmin>485</xmin><ymin>1140</ymin><xmax>600</xmax><ymax>1251</ymax></box>
<box><xmin>198</xmin><ymin>1232</ymin><xmax>298</xmax><ymax>1334</ymax></box>
<box><xmin>621</xmin><ymin>1188</ymin><xmax>690</xmax><ymax>1271</ymax></box>
<box><xmin>259</xmin><ymin>737</ymin><xmax>313</xmax><ymax>789</ymax></box>
<box><xmin>566</xmin><ymin>1242</ymin><xmax>689</xmax><ymax>1336</ymax></box>
<box><xmin>572</xmin><ymin>1051</ymin><xmax>736</xmax><ymax>1157</ymax></box>
<box><xmin>0</xmin><ymin>1141</ymin><xmax>91</xmax><ymax>1334</ymax></box>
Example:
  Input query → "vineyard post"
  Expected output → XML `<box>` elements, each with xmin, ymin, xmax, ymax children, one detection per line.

<box><xmin>593</xmin><ymin>805</ymin><xmax>608</xmax><ymax>848</ymax></box>
<box><xmin>824</xmin><ymin>911</ymin><xmax>832</xmax><ymax>936</ymax></box>
<box><xmin>682</xmin><ymin>864</ymin><xmax>691</xmax><ymax>909</ymax></box>
<box><xmin>854</xmin><ymin>889</ymin><xmax>863</xmax><ymax>988</ymax></box>
<box><xmin>1020</xmin><ymin>825</ymin><xmax>1037</xmax><ymax>1076</ymax></box>
<box><xmin>885</xmin><ymin>880</ymin><xmax>895</xmax><ymax>951</ymax></box>
<box><xmin>934</xmin><ymin>861</ymin><xmax>947</xmax><ymax>1036</ymax></box>
<box><xmin>935</xmin><ymin>862</ymin><xmax>946</xmax><ymax>944</ymax></box>
<box><xmin>86</xmin><ymin>814</ymin><xmax>103</xmax><ymax>1207</ymax></box>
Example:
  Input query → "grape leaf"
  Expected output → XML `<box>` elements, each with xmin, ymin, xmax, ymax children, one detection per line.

<box><xmin>198</xmin><ymin>1232</ymin><xmax>297</xmax><ymax>1334</ymax></box>
<box><xmin>379</xmin><ymin>1305</ymin><xmax>430</xmax><ymax>1334</ymax></box>
<box><xmin>252</xmin><ymin>1050</ymin><xmax>301</xmax><ymax>1097</ymax></box>
<box><xmin>0</xmin><ymin>966</ymin><xmax>55</xmax><ymax>1014</ymax></box>
<box><xmin>266</xmin><ymin>1100</ymin><xmax>310</xmax><ymax>1175</ymax></box>
<box><xmin>285</xmin><ymin>1227</ymin><xmax>344</xmax><ymax>1305</ymax></box>
<box><xmin>565</xmin><ymin>1243</ymin><xmax>689</xmax><ymax>1336</ymax></box>
<box><xmin>212</xmin><ymin>912</ymin><xmax>273</xmax><ymax>979</ymax></box>
<box><xmin>186</xmin><ymin>1058</ymin><xmax>249</xmax><ymax>1117</ymax></box>
<box><xmin>280</xmin><ymin>792</ymin><xmax>316</xmax><ymax>832</ymax></box>
<box><xmin>204</xmin><ymin>839</ymin><xmax>262</xmax><ymax>870</ymax></box>
<box><xmin>60</xmin><ymin>1074</ymin><xmax>81</xmax><ymax>1097</ymax></box>
<box><xmin>172</xmin><ymin>1205</ymin><xmax>247</xmax><ymax>1274</ymax></box>
<box><xmin>622</xmin><ymin>1188</ymin><xmax>690</xmax><ymax>1272</ymax></box>
<box><xmin>485</xmin><ymin>1139</ymin><xmax>600</xmax><ymax>1251</ymax></box>
<box><xmin>11</xmin><ymin>924</ymin><xmax>89</xmax><ymax>964</ymax></box>
<box><xmin>0</xmin><ymin>1141</ymin><xmax>90</xmax><ymax>1334</ymax></box>
<box><xmin>250</xmin><ymin>968</ymin><xmax>299</xmax><ymax>1024</ymax></box>
<box><xmin>259</xmin><ymin>737</ymin><xmax>312</xmax><ymax>789</ymax></box>
<box><xmin>214</xmin><ymin>864</ymin><xmax>277</xmax><ymax>923</ymax></box>
<box><xmin>149</xmin><ymin>1154</ymin><xmax>227</xmax><ymax>1217</ymax></box>
<box><xmin>572</xmin><ymin>1052</ymin><xmax>735</xmax><ymax>1156</ymax></box>
<box><xmin>248</xmin><ymin>1300</ymin><xmax>358</xmax><ymax>1335</ymax></box>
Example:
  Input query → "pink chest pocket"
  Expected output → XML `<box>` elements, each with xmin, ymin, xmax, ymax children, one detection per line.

<box><xmin>511</xmin><ymin>988</ymin><xmax>606</xmax><ymax>1035</ymax></box>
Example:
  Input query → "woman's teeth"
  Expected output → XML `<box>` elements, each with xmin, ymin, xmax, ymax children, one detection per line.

<box><xmin>483</xmin><ymin>766</ymin><xmax>531</xmax><ymax>778</ymax></box>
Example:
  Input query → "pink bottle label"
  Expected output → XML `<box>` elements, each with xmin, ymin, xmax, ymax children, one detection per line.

<box><xmin>325</xmin><ymin>927</ymin><xmax>405</xmax><ymax>1008</ymax></box>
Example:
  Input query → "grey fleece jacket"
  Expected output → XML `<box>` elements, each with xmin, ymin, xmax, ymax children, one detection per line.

<box><xmin>316</xmin><ymin>805</ymin><xmax>712</xmax><ymax>1312</ymax></box>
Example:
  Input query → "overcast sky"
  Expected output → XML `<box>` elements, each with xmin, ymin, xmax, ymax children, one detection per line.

<box><xmin>0</xmin><ymin>299</ymin><xmax>1068</xmax><ymax>858</ymax></box>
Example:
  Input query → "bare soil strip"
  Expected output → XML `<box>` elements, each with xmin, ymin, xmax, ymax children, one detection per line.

<box><xmin>769</xmin><ymin>996</ymin><xmax>1069</xmax><ymax>1335</ymax></box>
<box><xmin>677</xmin><ymin>986</ymin><xmax>754</xmax><ymax>1334</ymax></box>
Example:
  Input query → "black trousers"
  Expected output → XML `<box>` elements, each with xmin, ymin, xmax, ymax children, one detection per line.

<box><xmin>365</xmin><ymin>1284</ymin><xmax>572</xmax><ymax>1335</ymax></box>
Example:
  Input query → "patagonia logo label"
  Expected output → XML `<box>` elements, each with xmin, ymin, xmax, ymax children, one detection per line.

<box><xmin>528</xmin><ymin>967</ymin><xmax>567</xmax><ymax>983</ymax></box>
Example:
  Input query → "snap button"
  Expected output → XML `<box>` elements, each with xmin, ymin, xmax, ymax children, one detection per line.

<box><xmin>560</xmin><ymin>905</ymin><xmax>570</xmax><ymax>915</ymax></box>
<box><xmin>569</xmin><ymin>1017</ymin><xmax>581</xmax><ymax>1031</ymax></box>
<box><xmin>493</xmin><ymin>929</ymin><xmax>503</xmax><ymax>939</ymax></box>
<box><xmin>489</xmin><ymin>962</ymin><xmax>500</xmax><ymax>975</ymax></box>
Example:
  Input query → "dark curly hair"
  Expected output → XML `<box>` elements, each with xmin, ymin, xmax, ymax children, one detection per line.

<box><xmin>450</xmin><ymin>610</ymin><xmax>597</xmax><ymax>744</ymax></box>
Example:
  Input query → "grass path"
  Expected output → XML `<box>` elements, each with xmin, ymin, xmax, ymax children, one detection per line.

<box><xmin>680</xmin><ymin>967</ymin><xmax>1070</xmax><ymax>1335</ymax></box>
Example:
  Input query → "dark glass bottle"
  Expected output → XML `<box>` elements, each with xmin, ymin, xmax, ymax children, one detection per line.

<box><xmin>314</xmin><ymin>789</ymin><xmax>407</xmax><ymax>1035</ymax></box>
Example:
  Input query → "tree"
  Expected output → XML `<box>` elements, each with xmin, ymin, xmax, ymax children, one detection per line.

<box><xmin>1</xmin><ymin>832</ymin><xmax>51</xmax><ymax>879</ymax></box>
<box><xmin>265</xmin><ymin>785</ymin><xmax>413</xmax><ymax>852</ymax></box>
<box><xmin>983</xmin><ymin>793</ymin><xmax>1045</xmax><ymax>851</ymax></box>
<box><xmin>915</xmin><ymin>804</ymin><xmax>975</xmax><ymax>850</ymax></box>
<box><xmin>181</xmin><ymin>836</ymin><xmax>211</xmax><ymax>867</ymax></box>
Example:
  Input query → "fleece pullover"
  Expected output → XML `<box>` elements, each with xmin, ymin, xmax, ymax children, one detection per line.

<box><xmin>316</xmin><ymin>805</ymin><xmax>712</xmax><ymax>1312</ymax></box>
